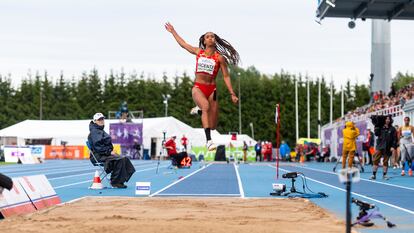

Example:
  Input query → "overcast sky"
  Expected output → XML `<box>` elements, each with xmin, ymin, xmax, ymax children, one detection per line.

<box><xmin>0</xmin><ymin>0</ymin><xmax>413</xmax><ymax>87</ymax></box>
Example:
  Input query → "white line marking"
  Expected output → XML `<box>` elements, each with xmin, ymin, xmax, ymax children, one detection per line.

<box><xmin>53</xmin><ymin>165</ymin><xmax>169</xmax><ymax>189</ymax></box>
<box><xmin>48</xmin><ymin>163</ymin><xmax>158</xmax><ymax>181</ymax></box>
<box><xmin>149</xmin><ymin>163</ymin><xmax>212</xmax><ymax>197</ymax></box>
<box><xmin>54</xmin><ymin>180</ymin><xmax>91</xmax><ymax>189</ymax></box>
<box><xmin>283</xmin><ymin>164</ymin><xmax>414</xmax><ymax>191</ymax></box>
<box><xmin>270</xmin><ymin>165</ymin><xmax>414</xmax><ymax>215</ymax></box>
<box><xmin>49</xmin><ymin>172</ymin><xmax>95</xmax><ymax>180</ymax></box>
<box><xmin>234</xmin><ymin>163</ymin><xmax>245</xmax><ymax>198</ymax></box>
<box><xmin>58</xmin><ymin>196</ymin><xmax>88</xmax><ymax>205</ymax></box>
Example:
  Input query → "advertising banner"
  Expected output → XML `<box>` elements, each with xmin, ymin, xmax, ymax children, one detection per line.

<box><xmin>45</xmin><ymin>146</ymin><xmax>85</xmax><ymax>160</ymax></box>
<box><xmin>4</xmin><ymin>146</ymin><xmax>33</xmax><ymax>163</ymax></box>
<box><xmin>110</xmin><ymin>123</ymin><xmax>143</xmax><ymax>159</ymax></box>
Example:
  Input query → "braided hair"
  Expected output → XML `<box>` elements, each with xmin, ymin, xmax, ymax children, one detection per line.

<box><xmin>199</xmin><ymin>33</ymin><xmax>240</xmax><ymax>66</ymax></box>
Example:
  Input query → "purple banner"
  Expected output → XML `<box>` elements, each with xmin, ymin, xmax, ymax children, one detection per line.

<box><xmin>109</xmin><ymin>123</ymin><xmax>143</xmax><ymax>145</ymax></box>
<box><xmin>324</xmin><ymin>128</ymin><xmax>333</xmax><ymax>146</ymax></box>
<box><xmin>109</xmin><ymin>123</ymin><xmax>143</xmax><ymax>159</ymax></box>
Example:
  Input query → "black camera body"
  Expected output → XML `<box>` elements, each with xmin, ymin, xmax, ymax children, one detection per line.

<box><xmin>282</xmin><ymin>172</ymin><xmax>298</xmax><ymax>179</ymax></box>
<box><xmin>352</xmin><ymin>198</ymin><xmax>375</xmax><ymax>211</ymax></box>
<box><xmin>370</xmin><ymin>115</ymin><xmax>386</xmax><ymax>128</ymax></box>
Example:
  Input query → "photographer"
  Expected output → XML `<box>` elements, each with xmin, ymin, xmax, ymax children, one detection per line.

<box><xmin>370</xmin><ymin>115</ymin><xmax>397</xmax><ymax>180</ymax></box>
<box><xmin>342</xmin><ymin>121</ymin><xmax>360</xmax><ymax>169</ymax></box>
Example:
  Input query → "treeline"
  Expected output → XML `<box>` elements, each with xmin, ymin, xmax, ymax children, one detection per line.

<box><xmin>1</xmin><ymin>67</ymin><xmax>412</xmax><ymax>146</ymax></box>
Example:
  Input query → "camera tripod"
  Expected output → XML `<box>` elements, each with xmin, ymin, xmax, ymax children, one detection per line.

<box><xmin>282</xmin><ymin>177</ymin><xmax>304</xmax><ymax>196</ymax></box>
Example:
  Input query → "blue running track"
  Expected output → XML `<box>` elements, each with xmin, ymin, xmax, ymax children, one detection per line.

<box><xmin>1</xmin><ymin>160</ymin><xmax>414</xmax><ymax>233</ymax></box>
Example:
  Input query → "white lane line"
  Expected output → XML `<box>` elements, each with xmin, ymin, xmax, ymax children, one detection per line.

<box><xmin>283</xmin><ymin>164</ymin><xmax>414</xmax><ymax>192</ymax></box>
<box><xmin>3</xmin><ymin>165</ymin><xmax>94</xmax><ymax>174</ymax></box>
<box><xmin>54</xmin><ymin>180</ymin><xmax>91</xmax><ymax>189</ymax></box>
<box><xmin>48</xmin><ymin>162</ymin><xmax>159</xmax><ymax>181</ymax></box>
<box><xmin>49</xmin><ymin>172</ymin><xmax>95</xmax><ymax>181</ymax></box>
<box><xmin>10</xmin><ymin>162</ymin><xmax>156</xmax><ymax>177</ymax></box>
<box><xmin>234</xmin><ymin>163</ymin><xmax>245</xmax><ymax>198</ymax></box>
<box><xmin>149</xmin><ymin>163</ymin><xmax>212</xmax><ymax>197</ymax></box>
<box><xmin>53</xmin><ymin>165</ymin><xmax>169</xmax><ymax>189</ymax></box>
<box><xmin>58</xmin><ymin>196</ymin><xmax>88</xmax><ymax>205</ymax></box>
<box><xmin>270</xmin><ymin>165</ymin><xmax>414</xmax><ymax>215</ymax></box>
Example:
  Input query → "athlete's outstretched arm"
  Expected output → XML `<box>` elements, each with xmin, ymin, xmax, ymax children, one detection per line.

<box><xmin>165</xmin><ymin>22</ymin><xmax>199</xmax><ymax>55</ymax></box>
<box><xmin>219</xmin><ymin>55</ymin><xmax>238</xmax><ymax>104</ymax></box>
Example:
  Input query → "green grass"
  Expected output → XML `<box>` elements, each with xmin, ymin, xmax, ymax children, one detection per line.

<box><xmin>0</xmin><ymin>162</ymin><xmax>15</xmax><ymax>166</ymax></box>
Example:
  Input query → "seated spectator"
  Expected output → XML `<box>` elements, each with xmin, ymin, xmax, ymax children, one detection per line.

<box><xmin>305</xmin><ymin>143</ymin><xmax>318</xmax><ymax>161</ymax></box>
<box><xmin>164</xmin><ymin>136</ymin><xmax>191</xmax><ymax>168</ymax></box>
<box><xmin>88</xmin><ymin>113</ymin><xmax>136</xmax><ymax>188</ymax></box>
<box><xmin>295</xmin><ymin>144</ymin><xmax>304</xmax><ymax>162</ymax></box>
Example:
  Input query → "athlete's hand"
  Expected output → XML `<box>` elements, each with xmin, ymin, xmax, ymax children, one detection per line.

<box><xmin>231</xmin><ymin>94</ymin><xmax>238</xmax><ymax>104</ymax></box>
<box><xmin>164</xmin><ymin>22</ymin><xmax>175</xmax><ymax>33</ymax></box>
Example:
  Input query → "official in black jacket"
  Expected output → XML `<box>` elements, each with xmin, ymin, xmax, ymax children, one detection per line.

<box><xmin>371</xmin><ymin>115</ymin><xmax>397</xmax><ymax>180</ymax></box>
<box><xmin>88</xmin><ymin>113</ymin><xmax>136</xmax><ymax>188</ymax></box>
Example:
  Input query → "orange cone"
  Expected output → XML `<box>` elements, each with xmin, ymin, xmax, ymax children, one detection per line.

<box><xmin>90</xmin><ymin>170</ymin><xmax>104</xmax><ymax>189</ymax></box>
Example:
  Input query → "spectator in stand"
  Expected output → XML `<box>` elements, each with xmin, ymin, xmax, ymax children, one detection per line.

<box><xmin>254</xmin><ymin>140</ymin><xmax>262</xmax><ymax>162</ymax></box>
<box><xmin>181</xmin><ymin>134</ymin><xmax>188</xmax><ymax>152</ymax></box>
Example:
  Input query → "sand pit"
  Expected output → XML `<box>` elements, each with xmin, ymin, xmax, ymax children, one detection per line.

<box><xmin>0</xmin><ymin>197</ymin><xmax>349</xmax><ymax>233</ymax></box>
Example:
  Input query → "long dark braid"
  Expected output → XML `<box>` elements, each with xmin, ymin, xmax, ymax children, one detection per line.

<box><xmin>199</xmin><ymin>33</ymin><xmax>240</xmax><ymax>66</ymax></box>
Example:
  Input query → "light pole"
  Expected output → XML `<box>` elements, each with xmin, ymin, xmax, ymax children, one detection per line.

<box><xmin>249</xmin><ymin>122</ymin><xmax>254</xmax><ymax>140</ymax></box>
<box><xmin>238</xmin><ymin>72</ymin><xmax>242</xmax><ymax>134</ymax></box>
<box><xmin>162</xmin><ymin>94</ymin><xmax>171</xmax><ymax>117</ymax></box>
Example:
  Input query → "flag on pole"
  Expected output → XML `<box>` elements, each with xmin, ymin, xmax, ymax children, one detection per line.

<box><xmin>275</xmin><ymin>104</ymin><xmax>279</xmax><ymax>124</ymax></box>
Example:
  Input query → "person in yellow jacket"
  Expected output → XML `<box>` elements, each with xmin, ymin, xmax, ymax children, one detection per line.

<box><xmin>342</xmin><ymin>121</ymin><xmax>360</xmax><ymax>169</ymax></box>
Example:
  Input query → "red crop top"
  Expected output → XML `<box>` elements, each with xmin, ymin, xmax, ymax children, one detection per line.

<box><xmin>195</xmin><ymin>50</ymin><xmax>220</xmax><ymax>79</ymax></box>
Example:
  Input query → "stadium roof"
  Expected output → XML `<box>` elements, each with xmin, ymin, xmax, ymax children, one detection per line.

<box><xmin>317</xmin><ymin>0</ymin><xmax>414</xmax><ymax>21</ymax></box>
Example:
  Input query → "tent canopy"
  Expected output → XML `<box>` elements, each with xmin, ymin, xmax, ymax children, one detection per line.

<box><xmin>317</xmin><ymin>0</ymin><xmax>414</xmax><ymax>21</ymax></box>
<box><xmin>0</xmin><ymin>117</ymin><xmax>206</xmax><ymax>148</ymax></box>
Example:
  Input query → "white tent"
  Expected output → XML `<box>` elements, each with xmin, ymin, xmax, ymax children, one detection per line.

<box><xmin>0</xmin><ymin>117</ymin><xmax>207</xmax><ymax>151</ymax></box>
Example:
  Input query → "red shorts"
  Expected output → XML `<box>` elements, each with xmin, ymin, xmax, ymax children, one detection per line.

<box><xmin>194</xmin><ymin>82</ymin><xmax>216</xmax><ymax>98</ymax></box>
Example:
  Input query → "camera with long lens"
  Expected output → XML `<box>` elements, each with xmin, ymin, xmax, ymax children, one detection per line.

<box><xmin>352</xmin><ymin>198</ymin><xmax>375</xmax><ymax>211</ymax></box>
<box><xmin>282</xmin><ymin>172</ymin><xmax>298</xmax><ymax>179</ymax></box>
<box><xmin>133</xmin><ymin>143</ymin><xmax>141</xmax><ymax>150</ymax></box>
<box><xmin>370</xmin><ymin>115</ymin><xmax>386</xmax><ymax>128</ymax></box>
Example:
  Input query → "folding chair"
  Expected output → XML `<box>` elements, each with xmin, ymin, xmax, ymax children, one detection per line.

<box><xmin>86</xmin><ymin>141</ymin><xmax>110</xmax><ymax>186</ymax></box>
